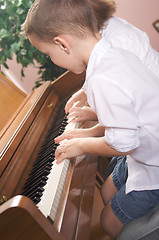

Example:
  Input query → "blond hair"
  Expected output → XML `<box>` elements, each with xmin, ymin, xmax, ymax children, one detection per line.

<box><xmin>22</xmin><ymin>0</ymin><xmax>116</xmax><ymax>41</ymax></box>
<box><xmin>89</xmin><ymin>0</ymin><xmax>116</xmax><ymax>30</ymax></box>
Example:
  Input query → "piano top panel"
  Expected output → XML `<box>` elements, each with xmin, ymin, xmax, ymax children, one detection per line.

<box><xmin>0</xmin><ymin>81</ymin><xmax>53</xmax><ymax>176</ymax></box>
<box><xmin>0</xmin><ymin>72</ymin><xmax>27</xmax><ymax>135</ymax></box>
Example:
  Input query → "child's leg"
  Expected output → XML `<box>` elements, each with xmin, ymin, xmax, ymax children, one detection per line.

<box><xmin>101</xmin><ymin>156</ymin><xmax>127</xmax><ymax>205</ymax></box>
<box><xmin>100</xmin><ymin>156</ymin><xmax>159</xmax><ymax>239</ymax></box>
<box><xmin>100</xmin><ymin>173</ymin><xmax>124</xmax><ymax>238</ymax></box>
<box><xmin>101</xmin><ymin>200</ymin><xmax>124</xmax><ymax>239</ymax></box>
<box><xmin>101</xmin><ymin>173</ymin><xmax>118</xmax><ymax>205</ymax></box>
<box><xmin>100</xmin><ymin>156</ymin><xmax>127</xmax><ymax>238</ymax></box>
<box><xmin>102</xmin><ymin>184</ymin><xmax>159</xmax><ymax>239</ymax></box>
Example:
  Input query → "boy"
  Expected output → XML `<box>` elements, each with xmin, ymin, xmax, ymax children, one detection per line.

<box><xmin>22</xmin><ymin>0</ymin><xmax>159</xmax><ymax>238</ymax></box>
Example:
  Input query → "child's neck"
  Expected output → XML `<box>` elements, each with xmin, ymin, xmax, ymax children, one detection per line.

<box><xmin>69</xmin><ymin>32</ymin><xmax>102</xmax><ymax>66</ymax></box>
<box><xmin>83</xmin><ymin>33</ymin><xmax>102</xmax><ymax>65</ymax></box>
<box><xmin>78</xmin><ymin>33</ymin><xmax>102</xmax><ymax>65</ymax></box>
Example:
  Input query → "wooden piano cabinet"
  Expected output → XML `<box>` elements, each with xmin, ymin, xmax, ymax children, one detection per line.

<box><xmin>0</xmin><ymin>153</ymin><xmax>98</xmax><ymax>240</ymax></box>
<box><xmin>0</xmin><ymin>70</ymin><xmax>100</xmax><ymax>240</ymax></box>
<box><xmin>61</xmin><ymin>154</ymin><xmax>98</xmax><ymax>240</ymax></box>
<box><xmin>0</xmin><ymin>195</ymin><xmax>62</xmax><ymax>240</ymax></box>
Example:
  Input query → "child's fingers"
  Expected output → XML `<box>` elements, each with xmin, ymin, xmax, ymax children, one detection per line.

<box><xmin>54</xmin><ymin>134</ymin><xmax>65</xmax><ymax>143</ymax></box>
<box><xmin>65</xmin><ymin>96</ymin><xmax>79</xmax><ymax>113</ymax></box>
<box><xmin>65</xmin><ymin>100</ymin><xmax>74</xmax><ymax>113</ymax></box>
<box><xmin>74</xmin><ymin>101</ymin><xmax>83</xmax><ymax>108</ymax></box>
<box><xmin>55</xmin><ymin>149</ymin><xmax>66</xmax><ymax>164</ymax></box>
<box><xmin>67</xmin><ymin>112</ymin><xmax>78</xmax><ymax>121</ymax></box>
<box><xmin>55</xmin><ymin>143</ymin><xmax>72</xmax><ymax>164</ymax></box>
<box><xmin>55</xmin><ymin>130</ymin><xmax>75</xmax><ymax>143</ymax></box>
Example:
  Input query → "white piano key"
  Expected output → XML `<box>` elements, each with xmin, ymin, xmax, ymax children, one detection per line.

<box><xmin>37</xmin><ymin>120</ymin><xmax>81</xmax><ymax>225</ymax></box>
<box><xmin>37</xmin><ymin>159</ymin><xmax>66</xmax><ymax>217</ymax></box>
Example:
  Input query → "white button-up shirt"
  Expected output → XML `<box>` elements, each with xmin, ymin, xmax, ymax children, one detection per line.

<box><xmin>84</xmin><ymin>37</ymin><xmax>159</xmax><ymax>193</ymax></box>
<box><xmin>101</xmin><ymin>17</ymin><xmax>159</xmax><ymax>78</ymax></box>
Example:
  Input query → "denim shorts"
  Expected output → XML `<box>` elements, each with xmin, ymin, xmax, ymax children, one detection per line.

<box><xmin>111</xmin><ymin>156</ymin><xmax>159</xmax><ymax>224</ymax></box>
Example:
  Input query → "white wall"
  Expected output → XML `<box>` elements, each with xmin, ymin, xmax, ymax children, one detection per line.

<box><xmin>2</xmin><ymin>55</ymin><xmax>39</xmax><ymax>94</ymax></box>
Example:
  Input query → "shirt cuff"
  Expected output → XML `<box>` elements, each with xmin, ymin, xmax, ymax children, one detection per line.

<box><xmin>105</xmin><ymin>127</ymin><xmax>140</xmax><ymax>152</ymax></box>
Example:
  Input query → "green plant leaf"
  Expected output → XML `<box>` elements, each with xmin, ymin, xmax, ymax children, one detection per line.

<box><xmin>0</xmin><ymin>29</ymin><xmax>10</xmax><ymax>40</ymax></box>
<box><xmin>0</xmin><ymin>0</ymin><xmax>66</xmax><ymax>87</ymax></box>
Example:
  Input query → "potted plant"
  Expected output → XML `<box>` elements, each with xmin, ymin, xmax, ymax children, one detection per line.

<box><xmin>0</xmin><ymin>0</ymin><xmax>65</xmax><ymax>88</ymax></box>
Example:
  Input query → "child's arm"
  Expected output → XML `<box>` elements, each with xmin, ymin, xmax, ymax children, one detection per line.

<box><xmin>55</xmin><ymin>123</ymin><xmax>104</xmax><ymax>142</ymax></box>
<box><xmin>55</xmin><ymin>136</ymin><xmax>133</xmax><ymax>164</ymax></box>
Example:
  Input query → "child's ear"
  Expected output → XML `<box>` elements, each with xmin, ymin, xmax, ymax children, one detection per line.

<box><xmin>54</xmin><ymin>36</ymin><xmax>70</xmax><ymax>54</ymax></box>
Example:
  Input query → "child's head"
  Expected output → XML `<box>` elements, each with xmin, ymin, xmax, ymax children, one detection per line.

<box><xmin>90</xmin><ymin>0</ymin><xmax>116</xmax><ymax>31</ymax></box>
<box><xmin>21</xmin><ymin>0</ymin><xmax>116</xmax><ymax>74</ymax></box>
<box><xmin>22</xmin><ymin>0</ymin><xmax>116</xmax><ymax>42</ymax></box>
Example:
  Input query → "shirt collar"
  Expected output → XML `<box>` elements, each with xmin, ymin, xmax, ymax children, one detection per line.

<box><xmin>86</xmin><ymin>37</ymin><xmax>112</xmax><ymax>79</ymax></box>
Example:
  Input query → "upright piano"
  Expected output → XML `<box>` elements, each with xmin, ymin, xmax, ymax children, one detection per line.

<box><xmin>0</xmin><ymin>71</ymin><xmax>99</xmax><ymax>240</ymax></box>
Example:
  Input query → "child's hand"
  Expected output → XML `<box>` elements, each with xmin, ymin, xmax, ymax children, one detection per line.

<box><xmin>55</xmin><ymin>130</ymin><xmax>78</xmax><ymax>143</ymax></box>
<box><xmin>55</xmin><ymin>138</ymin><xmax>84</xmax><ymax>164</ymax></box>
<box><xmin>65</xmin><ymin>89</ymin><xmax>87</xmax><ymax>113</ymax></box>
<box><xmin>68</xmin><ymin>106</ymin><xmax>98</xmax><ymax>122</ymax></box>
<box><xmin>54</xmin><ymin>128</ymin><xmax>92</xmax><ymax>144</ymax></box>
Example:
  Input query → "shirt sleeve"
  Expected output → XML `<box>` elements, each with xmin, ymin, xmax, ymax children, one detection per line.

<box><xmin>82</xmin><ymin>81</ymin><xmax>86</xmax><ymax>94</ymax></box>
<box><xmin>105</xmin><ymin>127</ymin><xmax>140</xmax><ymax>152</ymax></box>
<box><xmin>89</xmin><ymin>75</ymin><xmax>141</xmax><ymax>152</ymax></box>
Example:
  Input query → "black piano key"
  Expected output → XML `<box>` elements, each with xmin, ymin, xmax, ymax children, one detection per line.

<box><xmin>40</xmin><ymin>138</ymin><xmax>55</xmax><ymax>150</ymax></box>
<box><xmin>39</xmin><ymin>140</ymin><xmax>56</xmax><ymax>153</ymax></box>
<box><xmin>26</xmin><ymin>169</ymin><xmax>50</xmax><ymax>185</ymax></box>
<box><xmin>50</xmin><ymin>119</ymin><xmax>67</xmax><ymax>131</ymax></box>
<box><xmin>42</xmin><ymin>115</ymin><xmax>67</xmax><ymax>142</ymax></box>
<box><xmin>38</xmin><ymin>138</ymin><xmax>59</xmax><ymax>153</ymax></box>
<box><xmin>34</xmin><ymin>150</ymin><xmax>55</xmax><ymax>163</ymax></box>
<box><xmin>25</xmin><ymin>187</ymin><xmax>44</xmax><ymax>199</ymax></box>
<box><xmin>58</xmin><ymin>129</ymin><xmax>65</xmax><ymax>135</ymax></box>
<box><xmin>21</xmin><ymin>102</ymin><xmax>69</xmax><ymax>203</ymax></box>
<box><xmin>30</xmin><ymin>163</ymin><xmax>52</xmax><ymax>175</ymax></box>
<box><xmin>37</xmin><ymin>145</ymin><xmax>55</xmax><ymax>157</ymax></box>
<box><xmin>33</xmin><ymin>154</ymin><xmax>55</xmax><ymax>168</ymax></box>
<box><xmin>23</xmin><ymin>175</ymin><xmax>48</xmax><ymax>191</ymax></box>
<box><xmin>28</xmin><ymin>191</ymin><xmax>43</xmax><ymax>200</ymax></box>
<box><xmin>23</xmin><ymin>177</ymin><xmax>48</xmax><ymax>195</ymax></box>
<box><xmin>46</xmin><ymin>124</ymin><xmax>63</xmax><ymax>136</ymax></box>
<box><xmin>27</xmin><ymin>171</ymin><xmax>48</xmax><ymax>186</ymax></box>
<box><xmin>35</xmin><ymin>145</ymin><xmax>57</xmax><ymax>162</ymax></box>
<box><xmin>23</xmin><ymin>179</ymin><xmax>47</xmax><ymax>195</ymax></box>
<box><xmin>37</xmin><ymin>142</ymin><xmax>57</xmax><ymax>157</ymax></box>
<box><xmin>23</xmin><ymin>175</ymin><xmax>48</xmax><ymax>192</ymax></box>
<box><xmin>33</xmin><ymin>154</ymin><xmax>54</xmax><ymax>168</ymax></box>
<box><xmin>29</xmin><ymin>163</ymin><xmax>52</xmax><ymax>176</ymax></box>
<box><xmin>41</xmin><ymin>125</ymin><xmax>66</xmax><ymax>147</ymax></box>
<box><xmin>30</xmin><ymin>158</ymin><xmax>53</xmax><ymax>174</ymax></box>
<box><xmin>32</xmin><ymin>196</ymin><xmax>41</xmax><ymax>204</ymax></box>
<box><xmin>44</xmin><ymin>119</ymin><xmax>67</xmax><ymax>139</ymax></box>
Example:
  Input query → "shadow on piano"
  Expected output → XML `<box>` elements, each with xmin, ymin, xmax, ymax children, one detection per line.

<box><xmin>0</xmin><ymin>71</ymin><xmax>99</xmax><ymax>240</ymax></box>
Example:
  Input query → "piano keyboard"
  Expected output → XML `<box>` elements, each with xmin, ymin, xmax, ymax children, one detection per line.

<box><xmin>22</xmin><ymin>101</ymin><xmax>79</xmax><ymax>231</ymax></box>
